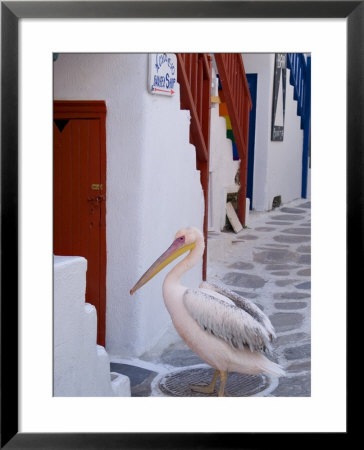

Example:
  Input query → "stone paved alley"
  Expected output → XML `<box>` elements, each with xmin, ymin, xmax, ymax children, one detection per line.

<box><xmin>110</xmin><ymin>199</ymin><xmax>311</xmax><ymax>397</ymax></box>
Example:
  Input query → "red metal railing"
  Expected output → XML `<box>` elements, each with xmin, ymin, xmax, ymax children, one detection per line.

<box><xmin>215</xmin><ymin>54</ymin><xmax>252</xmax><ymax>226</ymax></box>
<box><xmin>176</xmin><ymin>53</ymin><xmax>212</xmax><ymax>279</ymax></box>
<box><xmin>177</xmin><ymin>54</ymin><xmax>211</xmax><ymax>162</ymax></box>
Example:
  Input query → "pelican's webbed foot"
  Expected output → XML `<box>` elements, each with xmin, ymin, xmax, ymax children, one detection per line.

<box><xmin>190</xmin><ymin>369</ymin><xmax>228</xmax><ymax>396</ymax></box>
<box><xmin>189</xmin><ymin>384</ymin><xmax>216</xmax><ymax>394</ymax></box>
<box><xmin>190</xmin><ymin>369</ymin><xmax>219</xmax><ymax>395</ymax></box>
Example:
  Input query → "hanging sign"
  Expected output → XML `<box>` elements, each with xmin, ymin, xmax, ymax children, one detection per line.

<box><xmin>148</xmin><ymin>53</ymin><xmax>177</xmax><ymax>96</ymax></box>
<box><xmin>271</xmin><ymin>53</ymin><xmax>287</xmax><ymax>141</ymax></box>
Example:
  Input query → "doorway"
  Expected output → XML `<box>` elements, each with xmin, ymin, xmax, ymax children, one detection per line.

<box><xmin>53</xmin><ymin>101</ymin><xmax>107</xmax><ymax>345</ymax></box>
<box><xmin>246</xmin><ymin>74</ymin><xmax>258</xmax><ymax>210</ymax></box>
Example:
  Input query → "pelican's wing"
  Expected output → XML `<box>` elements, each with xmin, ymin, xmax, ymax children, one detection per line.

<box><xmin>200</xmin><ymin>281</ymin><xmax>276</xmax><ymax>341</ymax></box>
<box><xmin>183</xmin><ymin>288</ymin><xmax>273</xmax><ymax>353</ymax></box>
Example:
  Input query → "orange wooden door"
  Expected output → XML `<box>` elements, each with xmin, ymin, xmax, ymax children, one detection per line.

<box><xmin>53</xmin><ymin>101</ymin><xmax>106</xmax><ymax>346</ymax></box>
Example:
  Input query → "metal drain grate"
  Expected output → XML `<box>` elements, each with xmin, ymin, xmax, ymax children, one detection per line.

<box><xmin>159</xmin><ymin>367</ymin><xmax>269</xmax><ymax>397</ymax></box>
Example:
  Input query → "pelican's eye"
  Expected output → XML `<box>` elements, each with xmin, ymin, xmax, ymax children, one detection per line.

<box><xmin>176</xmin><ymin>236</ymin><xmax>185</xmax><ymax>244</ymax></box>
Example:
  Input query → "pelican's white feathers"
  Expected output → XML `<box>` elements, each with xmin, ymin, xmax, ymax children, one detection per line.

<box><xmin>183</xmin><ymin>281</ymin><xmax>275</xmax><ymax>354</ymax></box>
<box><xmin>200</xmin><ymin>281</ymin><xmax>276</xmax><ymax>341</ymax></box>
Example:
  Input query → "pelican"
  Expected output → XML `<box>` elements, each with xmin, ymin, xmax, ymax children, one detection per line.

<box><xmin>130</xmin><ymin>227</ymin><xmax>284</xmax><ymax>396</ymax></box>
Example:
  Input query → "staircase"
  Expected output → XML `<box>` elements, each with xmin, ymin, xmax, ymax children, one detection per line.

<box><xmin>54</xmin><ymin>256</ymin><xmax>130</xmax><ymax>396</ymax></box>
<box><xmin>286</xmin><ymin>54</ymin><xmax>311</xmax><ymax>198</ymax></box>
<box><xmin>214</xmin><ymin>54</ymin><xmax>252</xmax><ymax>226</ymax></box>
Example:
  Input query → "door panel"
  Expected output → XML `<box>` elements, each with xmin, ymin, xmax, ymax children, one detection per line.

<box><xmin>53</xmin><ymin>107</ymin><xmax>106</xmax><ymax>345</ymax></box>
<box><xmin>246</xmin><ymin>74</ymin><xmax>258</xmax><ymax>210</ymax></box>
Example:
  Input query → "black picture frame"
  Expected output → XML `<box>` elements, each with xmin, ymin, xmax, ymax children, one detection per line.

<box><xmin>2</xmin><ymin>1</ymin><xmax>359</xmax><ymax>448</ymax></box>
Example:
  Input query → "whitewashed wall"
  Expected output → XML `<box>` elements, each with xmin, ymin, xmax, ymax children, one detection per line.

<box><xmin>307</xmin><ymin>167</ymin><xmax>311</xmax><ymax>199</ymax></box>
<box><xmin>54</xmin><ymin>54</ymin><xmax>204</xmax><ymax>358</ymax></box>
<box><xmin>54</xmin><ymin>256</ymin><xmax>130</xmax><ymax>396</ymax></box>
<box><xmin>242</xmin><ymin>53</ymin><xmax>303</xmax><ymax>211</ymax></box>
<box><xmin>267</xmin><ymin>74</ymin><xmax>303</xmax><ymax>207</ymax></box>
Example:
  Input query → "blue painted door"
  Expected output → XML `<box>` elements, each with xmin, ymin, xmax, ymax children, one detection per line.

<box><xmin>246</xmin><ymin>74</ymin><xmax>257</xmax><ymax>210</ymax></box>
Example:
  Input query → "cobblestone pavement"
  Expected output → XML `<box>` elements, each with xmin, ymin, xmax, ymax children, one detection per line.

<box><xmin>110</xmin><ymin>199</ymin><xmax>311</xmax><ymax>397</ymax></box>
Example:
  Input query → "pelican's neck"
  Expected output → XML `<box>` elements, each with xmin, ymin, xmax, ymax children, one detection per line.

<box><xmin>164</xmin><ymin>236</ymin><xmax>205</xmax><ymax>286</ymax></box>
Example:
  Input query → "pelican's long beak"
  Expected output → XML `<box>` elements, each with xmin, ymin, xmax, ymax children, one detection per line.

<box><xmin>130</xmin><ymin>237</ymin><xmax>195</xmax><ymax>295</ymax></box>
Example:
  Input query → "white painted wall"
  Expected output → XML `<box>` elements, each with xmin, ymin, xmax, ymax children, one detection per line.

<box><xmin>54</xmin><ymin>54</ymin><xmax>204</xmax><ymax>359</ymax></box>
<box><xmin>242</xmin><ymin>54</ymin><xmax>273</xmax><ymax>211</ymax></box>
<box><xmin>242</xmin><ymin>53</ymin><xmax>303</xmax><ymax>211</ymax></box>
<box><xmin>267</xmin><ymin>75</ymin><xmax>303</xmax><ymax>207</ymax></box>
<box><xmin>307</xmin><ymin>167</ymin><xmax>311</xmax><ymax>199</ymax></box>
<box><xmin>54</xmin><ymin>256</ymin><xmax>130</xmax><ymax>396</ymax></box>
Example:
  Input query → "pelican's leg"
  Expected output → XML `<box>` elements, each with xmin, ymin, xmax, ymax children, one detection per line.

<box><xmin>190</xmin><ymin>369</ymin><xmax>219</xmax><ymax>395</ymax></box>
<box><xmin>218</xmin><ymin>371</ymin><xmax>228</xmax><ymax>397</ymax></box>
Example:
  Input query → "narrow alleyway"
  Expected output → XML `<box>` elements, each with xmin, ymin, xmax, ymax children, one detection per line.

<box><xmin>110</xmin><ymin>199</ymin><xmax>311</xmax><ymax>397</ymax></box>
